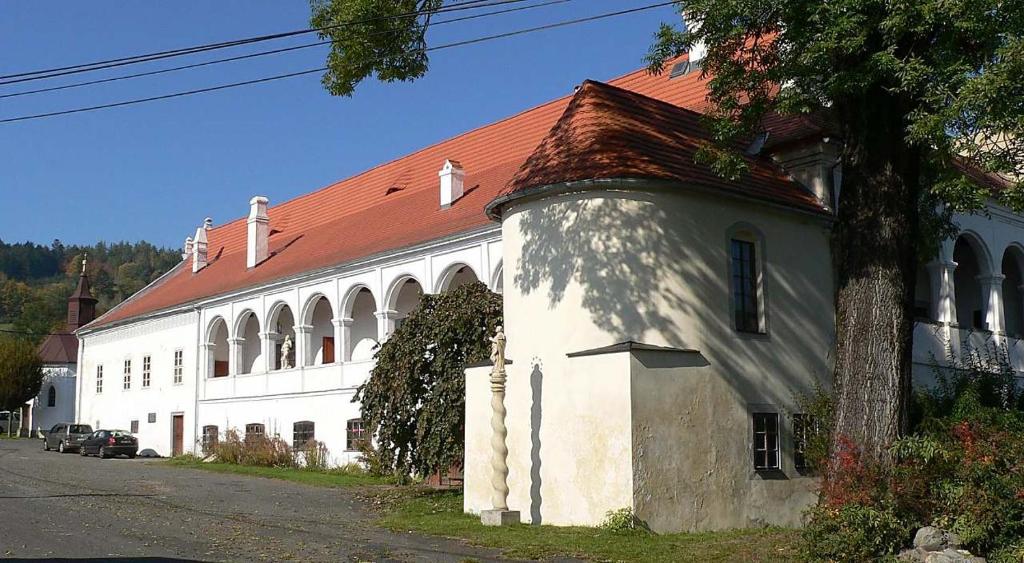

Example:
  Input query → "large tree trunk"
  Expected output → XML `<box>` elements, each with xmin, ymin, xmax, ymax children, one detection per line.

<box><xmin>831</xmin><ymin>92</ymin><xmax>920</xmax><ymax>463</ymax></box>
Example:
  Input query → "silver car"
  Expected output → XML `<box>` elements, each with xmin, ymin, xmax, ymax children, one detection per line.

<box><xmin>43</xmin><ymin>423</ymin><xmax>94</xmax><ymax>453</ymax></box>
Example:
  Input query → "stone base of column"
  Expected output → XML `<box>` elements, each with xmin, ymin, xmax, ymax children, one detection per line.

<box><xmin>481</xmin><ymin>509</ymin><xmax>520</xmax><ymax>526</ymax></box>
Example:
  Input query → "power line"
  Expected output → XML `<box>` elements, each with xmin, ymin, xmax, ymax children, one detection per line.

<box><xmin>0</xmin><ymin>1</ymin><xmax>678</xmax><ymax>125</ymax></box>
<box><xmin>0</xmin><ymin>0</ymin><xmax>526</xmax><ymax>85</ymax></box>
<box><xmin>0</xmin><ymin>0</ymin><xmax>573</xmax><ymax>100</ymax></box>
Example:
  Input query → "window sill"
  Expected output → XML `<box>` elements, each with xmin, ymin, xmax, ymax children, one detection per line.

<box><xmin>753</xmin><ymin>468</ymin><xmax>788</xmax><ymax>480</ymax></box>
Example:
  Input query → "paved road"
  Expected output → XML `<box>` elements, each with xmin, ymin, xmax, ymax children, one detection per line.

<box><xmin>0</xmin><ymin>438</ymin><xmax>510</xmax><ymax>562</ymax></box>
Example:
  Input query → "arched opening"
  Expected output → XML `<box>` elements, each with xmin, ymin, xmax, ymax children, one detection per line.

<box><xmin>47</xmin><ymin>385</ymin><xmax>56</xmax><ymax>407</ymax></box>
<box><xmin>237</xmin><ymin>311</ymin><xmax>262</xmax><ymax>375</ymax></box>
<box><xmin>913</xmin><ymin>263</ymin><xmax>932</xmax><ymax>321</ymax></box>
<box><xmin>492</xmin><ymin>262</ymin><xmax>503</xmax><ymax>294</ymax></box>
<box><xmin>207</xmin><ymin>317</ymin><xmax>229</xmax><ymax>377</ymax></box>
<box><xmin>346</xmin><ymin>287</ymin><xmax>378</xmax><ymax>362</ymax></box>
<box><xmin>305</xmin><ymin>295</ymin><xmax>335</xmax><ymax>365</ymax></box>
<box><xmin>437</xmin><ymin>264</ymin><xmax>479</xmax><ymax>292</ymax></box>
<box><xmin>390</xmin><ymin>277</ymin><xmax>424</xmax><ymax>331</ymax></box>
<box><xmin>954</xmin><ymin>235</ymin><xmax>987</xmax><ymax>330</ymax></box>
<box><xmin>267</xmin><ymin>303</ymin><xmax>296</xmax><ymax>370</ymax></box>
<box><xmin>1003</xmin><ymin>247</ymin><xmax>1024</xmax><ymax>337</ymax></box>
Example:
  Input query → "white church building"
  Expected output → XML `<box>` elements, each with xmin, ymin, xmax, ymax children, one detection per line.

<box><xmin>76</xmin><ymin>57</ymin><xmax>1022</xmax><ymax>532</ymax></box>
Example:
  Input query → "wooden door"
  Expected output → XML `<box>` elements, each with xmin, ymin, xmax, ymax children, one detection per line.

<box><xmin>322</xmin><ymin>337</ymin><xmax>335</xmax><ymax>364</ymax></box>
<box><xmin>172</xmin><ymin>414</ymin><xmax>184</xmax><ymax>456</ymax></box>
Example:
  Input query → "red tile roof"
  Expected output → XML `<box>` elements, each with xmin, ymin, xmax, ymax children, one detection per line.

<box><xmin>85</xmin><ymin>60</ymin><xmax>821</xmax><ymax>330</ymax></box>
<box><xmin>489</xmin><ymin>80</ymin><xmax>827</xmax><ymax>217</ymax></box>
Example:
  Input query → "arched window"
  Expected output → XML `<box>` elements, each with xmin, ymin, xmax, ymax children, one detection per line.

<box><xmin>46</xmin><ymin>385</ymin><xmax>56</xmax><ymax>407</ymax></box>
<box><xmin>953</xmin><ymin>235</ymin><xmax>989</xmax><ymax>330</ymax></box>
<box><xmin>727</xmin><ymin>224</ymin><xmax>766</xmax><ymax>334</ymax></box>
<box><xmin>206</xmin><ymin>317</ymin><xmax>229</xmax><ymax>378</ymax></box>
<box><xmin>237</xmin><ymin>311</ymin><xmax>262</xmax><ymax>374</ymax></box>
<box><xmin>436</xmin><ymin>263</ymin><xmax>479</xmax><ymax>293</ymax></box>
<box><xmin>303</xmin><ymin>295</ymin><xmax>335</xmax><ymax>366</ymax></box>
<box><xmin>388</xmin><ymin>277</ymin><xmax>424</xmax><ymax>331</ymax></box>
<box><xmin>267</xmin><ymin>303</ymin><xmax>296</xmax><ymax>370</ymax></box>
<box><xmin>343</xmin><ymin>287</ymin><xmax>378</xmax><ymax>362</ymax></box>
<box><xmin>292</xmin><ymin>421</ymin><xmax>315</xmax><ymax>450</ymax></box>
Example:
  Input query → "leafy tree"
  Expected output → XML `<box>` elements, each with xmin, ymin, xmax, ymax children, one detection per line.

<box><xmin>309</xmin><ymin>0</ymin><xmax>1024</xmax><ymax>465</ymax></box>
<box><xmin>0</xmin><ymin>336</ymin><xmax>43</xmax><ymax>414</ymax></box>
<box><xmin>355</xmin><ymin>281</ymin><xmax>501</xmax><ymax>480</ymax></box>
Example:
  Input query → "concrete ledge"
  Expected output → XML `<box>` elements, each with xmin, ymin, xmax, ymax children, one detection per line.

<box><xmin>481</xmin><ymin>509</ymin><xmax>520</xmax><ymax>526</ymax></box>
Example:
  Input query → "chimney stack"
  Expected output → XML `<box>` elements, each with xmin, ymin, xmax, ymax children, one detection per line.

<box><xmin>247</xmin><ymin>196</ymin><xmax>269</xmax><ymax>268</ymax></box>
<box><xmin>438</xmin><ymin>159</ymin><xmax>465</xmax><ymax>207</ymax></box>
<box><xmin>204</xmin><ymin>217</ymin><xmax>214</xmax><ymax>230</ymax></box>
<box><xmin>182</xmin><ymin>236</ymin><xmax>194</xmax><ymax>260</ymax></box>
<box><xmin>192</xmin><ymin>227</ymin><xmax>208</xmax><ymax>273</ymax></box>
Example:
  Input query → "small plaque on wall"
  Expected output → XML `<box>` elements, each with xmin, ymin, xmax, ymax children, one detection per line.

<box><xmin>148</xmin><ymin>413</ymin><xmax>156</xmax><ymax>423</ymax></box>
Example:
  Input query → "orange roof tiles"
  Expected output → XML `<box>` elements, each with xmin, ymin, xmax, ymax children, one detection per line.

<box><xmin>491</xmin><ymin>80</ymin><xmax>827</xmax><ymax>216</ymax></box>
<box><xmin>86</xmin><ymin>60</ymin><xmax>822</xmax><ymax>330</ymax></box>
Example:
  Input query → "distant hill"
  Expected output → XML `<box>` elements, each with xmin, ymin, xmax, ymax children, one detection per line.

<box><xmin>0</xmin><ymin>239</ymin><xmax>181</xmax><ymax>339</ymax></box>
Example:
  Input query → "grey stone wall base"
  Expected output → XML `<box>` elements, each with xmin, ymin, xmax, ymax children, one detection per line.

<box><xmin>480</xmin><ymin>509</ymin><xmax>520</xmax><ymax>526</ymax></box>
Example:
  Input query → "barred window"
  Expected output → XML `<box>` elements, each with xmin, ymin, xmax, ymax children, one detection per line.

<box><xmin>173</xmin><ymin>350</ymin><xmax>184</xmax><ymax>384</ymax></box>
<box><xmin>123</xmin><ymin>359</ymin><xmax>132</xmax><ymax>390</ymax></box>
<box><xmin>292</xmin><ymin>421</ymin><xmax>315</xmax><ymax>450</ymax></box>
<box><xmin>202</xmin><ymin>425</ymin><xmax>219</xmax><ymax>455</ymax></box>
<box><xmin>245</xmin><ymin>423</ymin><xmax>265</xmax><ymax>441</ymax></box>
<box><xmin>346</xmin><ymin>419</ymin><xmax>366</xmax><ymax>451</ymax></box>
<box><xmin>130</xmin><ymin>420</ymin><xmax>139</xmax><ymax>433</ymax></box>
<box><xmin>142</xmin><ymin>356</ymin><xmax>151</xmax><ymax>388</ymax></box>
<box><xmin>752</xmin><ymin>412</ymin><xmax>780</xmax><ymax>471</ymax></box>
<box><xmin>731</xmin><ymin>238</ymin><xmax>761</xmax><ymax>333</ymax></box>
<box><xmin>96</xmin><ymin>365</ymin><xmax>103</xmax><ymax>394</ymax></box>
<box><xmin>793</xmin><ymin>413</ymin><xmax>815</xmax><ymax>472</ymax></box>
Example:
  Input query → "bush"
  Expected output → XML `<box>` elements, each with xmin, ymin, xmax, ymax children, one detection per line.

<box><xmin>213</xmin><ymin>429</ymin><xmax>295</xmax><ymax>468</ymax></box>
<box><xmin>301</xmin><ymin>441</ymin><xmax>330</xmax><ymax>471</ymax></box>
<box><xmin>802</xmin><ymin>338</ymin><xmax>1024</xmax><ymax>560</ymax></box>
<box><xmin>599</xmin><ymin>508</ymin><xmax>649</xmax><ymax>533</ymax></box>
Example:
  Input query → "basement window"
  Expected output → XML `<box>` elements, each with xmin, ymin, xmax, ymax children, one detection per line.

<box><xmin>293</xmin><ymin>421</ymin><xmax>315</xmax><ymax>450</ymax></box>
<box><xmin>202</xmin><ymin>425</ymin><xmax>219</xmax><ymax>455</ymax></box>
<box><xmin>346</xmin><ymin>419</ymin><xmax>366</xmax><ymax>451</ymax></box>
<box><xmin>752</xmin><ymin>412</ymin><xmax>780</xmax><ymax>471</ymax></box>
<box><xmin>245</xmin><ymin>423</ymin><xmax>265</xmax><ymax>441</ymax></box>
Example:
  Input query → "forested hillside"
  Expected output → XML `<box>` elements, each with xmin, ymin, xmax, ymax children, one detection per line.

<box><xmin>0</xmin><ymin>239</ymin><xmax>181</xmax><ymax>338</ymax></box>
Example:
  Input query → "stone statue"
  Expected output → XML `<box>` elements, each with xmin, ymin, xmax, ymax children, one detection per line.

<box><xmin>489</xmin><ymin>326</ymin><xmax>506</xmax><ymax>370</ymax></box>
<box><xmin>280</xmin><ymin>334</ymin><xmax>293</xmax><ymax>370</ymax></box>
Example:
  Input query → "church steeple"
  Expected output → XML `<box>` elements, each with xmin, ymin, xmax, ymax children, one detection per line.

<box><xmin>67</xmin><ymin>255</ymin><xmax>98</xmax><ymax>331</ymax></box>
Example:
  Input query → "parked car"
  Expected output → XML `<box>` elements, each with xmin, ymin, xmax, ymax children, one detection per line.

<box><xmin>0</xmin><ymin>411</ymin><xmax>21</xmax><ymax>434</ymax></box>
<box><xmin>43</xmin><ymin>423</ymin><xmax>94</xmax><ymax>453</ymax></box>
<box><xmin>80</xmin><ymin>430</ymin><xmax>138</xmax><ymax>459</ymax></box>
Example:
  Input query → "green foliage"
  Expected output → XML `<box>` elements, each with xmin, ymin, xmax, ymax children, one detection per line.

<box><xmin>356</xmin><ymin>281</ymin><xmax>501</xmax><ymax>480</ymax></box>
<box><xmin>0</xmin><ymin>336</ymin><xmax>43</xmax><ymax>411</ymax></box>
<box><xmin>599</xmin><ymin>508</ymin><xmax>650</xmax><ymax>534</ymax></box>
<box><xmin>310</xmin><ymin>0</ymin><xmax>442</xmax><ymax>97</ymax></box>
<box><xmin>794</xmin><ymin>385</ymin><xmax>835</xmax><ymax>474</ymax></box>
<box><xmin>646</xmin><ymin>0</ymin><xmax>1024</xmax><ymax>206</ymax></box>
<box><xmin>0</xmin><ymin>239</ymin><xmax>180</xmax><ymax>338</ymax></box>
<box><xmin>803</xmin><ymin>341</ymin><xmax>1024</xmax><ymax>559</ymax></box>
<box><xmin>212</xmin><ymin>428</ymin><xmax>296</xmax><ymax>468</ymax></box>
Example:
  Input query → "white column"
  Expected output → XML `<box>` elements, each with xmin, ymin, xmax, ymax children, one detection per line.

<box><xmin>202</xmin><ymin>342</ymin><xmax>216</xmax><ymax>378</ymax></box>
<box><xmin>261</xmin><ymin>331</ymin><xmax>281</xmax><ymax>372</ymax></box>
<box><xmin>927</xmin><ymin>260</ymin><xmax>958</xmax><ymax>325</ymax></box>
<box><xmin>979</xmin><ymin>274</ymin><xmax>1007</xmax><ymax>334</ymax></box>
<box><xmin>335</xmin><ymin>318</ymin><xmax>352</xmax><ymax>363</ymax></box>
<box><xmin>295</xmin><ymin>324</ymin><xmax>313</xmax><ymax>367</ymax></box>
<box><xmin>227</xmin><ymin>337</ymin><xmax>245</xmax><ymax>376</ymax></box>
<box><xmin>376</xmin><ymin>309</ymin><xmax>399</xmax><ymax>342</ymax></box>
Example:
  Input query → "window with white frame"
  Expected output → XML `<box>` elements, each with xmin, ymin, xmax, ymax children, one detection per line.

<box><xmin>173</xmin><ymin>349</ymin><xmax>183</xmax><ymax>384</ymax></box>
<box><xmin>123</xmin><ymin>359</ymin><xmax>132</xmax><ymax>390</ymax></box>
<box><xmin>96</xmin><ymin>365</ymin><xmax>103</xmax><ymax>393</ymax></box>
<box><xmin>752</xmin><ymin>412</ymin><xmax>780</xmax><ymax>471</ymax></box>
<box><xmin>142</xmin><ymin>355</ymin><xmax>151</xmax><ymax>388</ymax></box>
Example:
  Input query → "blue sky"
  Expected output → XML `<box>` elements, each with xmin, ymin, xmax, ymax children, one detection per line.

<box><xmin>0</xmin><ymin>1</ymin><xmax>679</xmax><ymax>248</ymax></box>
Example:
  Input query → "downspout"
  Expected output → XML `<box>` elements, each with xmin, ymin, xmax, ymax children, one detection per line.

<box><xmin>75</xmin><ymin>334</ymin><xmax>84</xmax><ymax>425</ymax></box>
<box><xmin>193</xmin><ymin>305</ymin><xmax>202</xmax><ymax>455</ymax></box>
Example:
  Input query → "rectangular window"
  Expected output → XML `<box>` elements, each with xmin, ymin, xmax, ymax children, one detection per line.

<box><xmin>731</xmin><ymin>239</ymin><xmax>760</xmax><ymax>333</ymax></box>
<box><xmin>142</xmin><ymin>356</ymin><xmax>151</xmax><ymax>388</ymax></box>
<box><xmin>123</xmin><ymin>359</ymin><xmax>131</xmax><ymax>390</ymax></box>
<box><xmin>173</xmin><ymin>350</ymin><xmax>183</xmax><ymax>384</ymax></box>
<box><xmin>245</xmin><ymin>423</ymin><xmax>265</xmax><ymax>441</ymax></box>
<box><xmin>148</xmin><ymin>412</ymin><xmax>156</xmax><ymax>423</ymax></box>
<box><xmin>202</xmin><ymin>425</ymin><xmax>219</xmax><ymax>455</ymax></box>
<box><xmin>292</xmin><ymin>421</ymin><xmax>315</xmax><ymax>450</ymax></box>
<box><xmin>793</xmin><ymin>413</ymin><xmax>814</xmax><ymax>472</ymax></box>
<box><xmin>95</xmin><ymin>365</ymin><xmax>103</xmax><ymax>394</ymax></box>
<box><xmin>346</xmin><ymin>419</ymin><xmax>367</xmax><ymax>451</ymax></box>
<box><xmin>130</xmin><ymin>420</ymin><xmax>139</xmax><ymax>433</ymax></box>
<box><xmin>752</xmin><ymin>412</ymin><xmax>780</xmax><ymax>471</ymax></box>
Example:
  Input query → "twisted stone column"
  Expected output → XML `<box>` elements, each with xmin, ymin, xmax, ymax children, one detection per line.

<box><xmin>489</xmin><ymin>362</ymin><xmax>510</xmax><ymax>511</ymax></box>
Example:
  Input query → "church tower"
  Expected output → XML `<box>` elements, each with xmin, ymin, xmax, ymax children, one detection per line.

<box><xmin>67</xmin><ymin>256</ymin><xmax>98</xmax><ymax>331</ymax></box>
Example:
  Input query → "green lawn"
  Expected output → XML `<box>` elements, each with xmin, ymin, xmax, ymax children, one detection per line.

<box><xmin>380</xmin><ymin>490</ymin><xmax>801</xmax><ymax>562</ymax></box>
<box><xmin>162</xmin><ymin>458</ymin><xmax>392</xmax><ymax>487</ymax></box>
<box><xmin>164</xmin><ymin>459</ymin><xmax>801</xmax><ymax>561</ymax></box>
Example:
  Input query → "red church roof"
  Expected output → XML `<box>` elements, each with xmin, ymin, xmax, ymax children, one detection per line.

<box><xmin>84</xmin><ymin>60</ymin><xmax>824</xmax><ymax>331</ymax></box>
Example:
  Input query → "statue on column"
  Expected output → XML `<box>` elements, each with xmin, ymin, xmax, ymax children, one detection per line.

<box><xmin>280</xmin><ymin>334</ymin><xmax>293</xmax><ymax>370</ymax></box>
<box><xmin>489</xmin><ymin>326</ymin><xmax>506</xmax><ymax>371</ymax></box>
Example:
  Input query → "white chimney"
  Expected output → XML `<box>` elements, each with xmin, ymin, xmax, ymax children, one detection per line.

<box><xmin>247</xmin><ymin>196</ymin><xmax>270</xmax><ymax>268</ymax></box>
<box><xmin>204</xmin><ymin>217</ymin><xmax>214</xmax><ymax>230</ymax></box>
<box><xmin>182</xmin><ymin>236</ymin><xmax>193</xmax><ymax>261</ymax></box>
<box><xmin>438</xmin><ymin>159</ymin><xmax>465</xmax><ymax>207</ymax></box>
<box><xmin>192</xmin><ymin>228</ymin><xmax>208</xmax><ymax>273</ymax></box>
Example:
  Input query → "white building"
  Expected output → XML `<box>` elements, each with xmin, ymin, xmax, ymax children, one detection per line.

<box><xmin>77</xmin><ymin>59</ymin><xmax>1022</xmax><ymax>531</ymax></box>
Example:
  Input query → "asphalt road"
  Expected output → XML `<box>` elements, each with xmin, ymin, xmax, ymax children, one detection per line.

<box><xmin>0</xmin><ymin>438</ymin><xmax>509</xmax><ymax>562</ymax></box>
